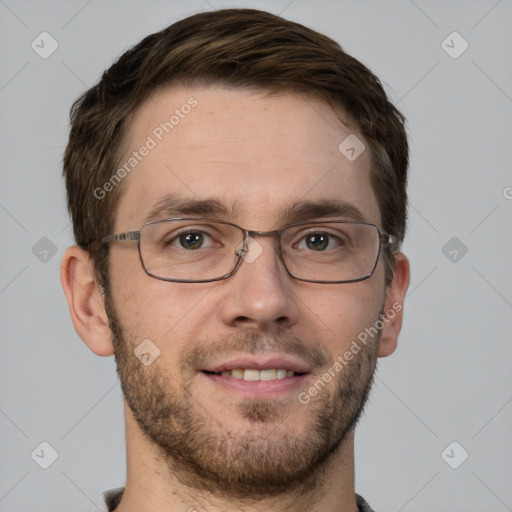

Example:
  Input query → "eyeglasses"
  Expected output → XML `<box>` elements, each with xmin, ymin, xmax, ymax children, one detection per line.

<box><xmin>100</xmin><ymin>218</ymin><xmax>396</xmax><ymax>284</ymax></box>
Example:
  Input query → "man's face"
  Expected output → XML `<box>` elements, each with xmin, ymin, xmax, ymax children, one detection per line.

<box><xmin>106</xmin><ymin>86</ymin><xmax>388</xmax><ymax>497</ymax></box>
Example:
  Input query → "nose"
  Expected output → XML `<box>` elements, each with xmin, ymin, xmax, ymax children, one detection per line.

<box><xmin>218</xmin><ymin>236</ymin><xmax>300</xmax><ymax>331</ymax></box>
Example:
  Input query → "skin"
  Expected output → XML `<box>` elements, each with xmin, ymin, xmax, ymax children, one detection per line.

<box><xmin>61</xmin><ymin>85</ymin><xmax>410</xmax><ymax>512</ymax></box>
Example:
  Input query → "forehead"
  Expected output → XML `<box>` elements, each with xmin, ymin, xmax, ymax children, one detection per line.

<box><xmin>114</xmin><ymin>85</ymin><xmax>380</xmax><ymax>230</ymax></box>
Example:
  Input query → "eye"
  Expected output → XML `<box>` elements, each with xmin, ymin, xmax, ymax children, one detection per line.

<box><xmin>169</xmin><ymin>231</ymin><xmax>215</xmax><ymax>250</ymax></box>
<box><xmin>297</xmin><ymin>232</ymin><xmax>343</xmax><ymax>251</ymax></box>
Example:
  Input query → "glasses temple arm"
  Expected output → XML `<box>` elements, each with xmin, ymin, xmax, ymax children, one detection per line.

<box><xmin>380</xmin><ymin>233</ymin><xmax>399</xmax><ymax>252</ymax></box>
<box><xmin>101</xmin><ymin>231</ymin><xmax>140</xmax><ymax>243</ymax></box>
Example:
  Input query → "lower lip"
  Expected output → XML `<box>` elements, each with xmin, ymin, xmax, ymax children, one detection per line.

<box><xmin>199</xmin><ymin>372</ymin><xmax>309</xmax><ymax>398</ymax></box>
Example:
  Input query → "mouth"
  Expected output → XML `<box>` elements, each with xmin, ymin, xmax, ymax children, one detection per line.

<box><xmin>203</xmin><ymin>368</ymin><xmax>302</xmax><ymax>381</ymax></box>
<box><xmin>198</xmin><ymin>356</ymin><xmax>312</xmax><ymax>397</ymax></box>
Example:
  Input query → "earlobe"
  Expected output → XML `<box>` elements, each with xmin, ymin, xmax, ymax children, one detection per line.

<box><xmin>378</xmin><ymin>252</ymin><xmax>410</xmax><ymax>358</ymax></box>
<box><xmin>60</xmin><ymin>246</ymin><xmax>115</xmax><ymax>356</ymax></box>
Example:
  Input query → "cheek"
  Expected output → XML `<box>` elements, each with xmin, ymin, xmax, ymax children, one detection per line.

<box><xmin>108</xmin><ymin>255</ymin><xmax>214</xmax><ymax>352</ymax></box>
<box><xmin>108</xmin><ymin>250</ymin><xmax>166</xmax><ymax>340</ymax></box>
<box><xmin>300</xmin><ymin>281</ymin><xmax>384</xmax><ymax>354</ymax></box>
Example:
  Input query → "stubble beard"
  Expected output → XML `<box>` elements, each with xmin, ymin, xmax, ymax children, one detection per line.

<box><xmin>105</xmin><ymin>291</ymin><xmax>380</xmax><ymax>500</ymax></box>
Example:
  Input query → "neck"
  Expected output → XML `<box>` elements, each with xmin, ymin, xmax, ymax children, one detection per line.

<box><xmin>113</xmin><ymin>402</ymin><xmax>359</xmax><ymax>512</ymax></box>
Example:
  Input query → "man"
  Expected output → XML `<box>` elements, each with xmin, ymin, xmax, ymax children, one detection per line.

<box><xmin>61</xmin><ymin>8</ymin><xmax>410</xmax><ymax>512</ymax></box>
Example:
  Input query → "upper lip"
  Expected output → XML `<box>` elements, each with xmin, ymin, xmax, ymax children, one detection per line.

<box><xmin>201</xmin><ymin>355</ymin><xmax>313</xmax><ymax>374</ymax></box>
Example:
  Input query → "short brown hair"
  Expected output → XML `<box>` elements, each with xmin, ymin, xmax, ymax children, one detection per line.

<box><xmin>63</xmin><ymin>8</ymin><xmax>408</xmax><ymax>288</ymax></box>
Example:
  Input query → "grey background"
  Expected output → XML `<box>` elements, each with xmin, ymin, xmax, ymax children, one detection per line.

<box><xmin>1</xmin><ymin>0</ymin><xmax>511</xmax><ymax>511</ymax></box>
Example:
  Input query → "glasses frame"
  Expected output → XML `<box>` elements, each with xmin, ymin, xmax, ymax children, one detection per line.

<box><xmin>101</xmin><ymin>217</ymin><xmax>396</xmax><ymax>284</ymax></box>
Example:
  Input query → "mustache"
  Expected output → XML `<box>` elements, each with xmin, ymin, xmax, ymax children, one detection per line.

<box><xmin>182</xmin><ymin>328</ymin><xmax>332</xmax><ymax>372</ymax></box>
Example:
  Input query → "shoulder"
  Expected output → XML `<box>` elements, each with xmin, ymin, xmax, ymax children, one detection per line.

<box><xmin>356</xmin><ymin>493</ymin><xmax>376</xmax><ymax>512</ymax></box>
<box><xmin>93</xmin><ymin>487</ymin><xmax>125</xmax><ymax>512</ymax></box>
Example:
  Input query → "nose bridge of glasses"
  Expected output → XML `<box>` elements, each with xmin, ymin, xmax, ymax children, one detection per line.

<box><xmin>245</xmin><ymin>228</ymin><xmax>280</xmax><ymax>239</ymax></box>
<box><xmin>245</xmin><ymin>229</ymin><xmax>281</xmax><ymax>248</ymax></box>
<box><xmin>234</xmin><ymin>228</ymin><xmax>282</xmax><ymax>262</ymax></box>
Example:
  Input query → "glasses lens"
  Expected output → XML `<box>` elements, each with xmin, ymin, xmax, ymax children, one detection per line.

<box><xmin>280</xmin><ymin>222</ymin><xmax>380</xmax><ymax>282</ymax></box>
<box><xmin>139</xmin><ymin>219</ymin><xmax>244</xmax><ymax>281</ymax></box>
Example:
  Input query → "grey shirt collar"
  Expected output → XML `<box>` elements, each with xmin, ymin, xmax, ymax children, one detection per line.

<box><xmin>95</xmin><ymin>488</ymin><xmax>376</xmax><ymax>511</ymax></box>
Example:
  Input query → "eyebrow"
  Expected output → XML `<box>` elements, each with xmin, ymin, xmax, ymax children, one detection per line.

<box><xmin>281</xmin><ymin>198</ymin><xmax>366</xmax><ymax>223</ymax></box>
<box><xmin>144</xmin><ymin>196</ymin><xmax>238</xmax><ymax>223</ymax></box>
<box><xmin>143</xmin><ymin>194</ymin><xmax>367</xmax><ymax>225</ymax></box>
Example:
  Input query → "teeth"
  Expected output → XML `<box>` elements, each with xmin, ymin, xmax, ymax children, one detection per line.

<box><xmin>231</xmin><ymin>369</ymin><xmax>244</xmax><ymax>379</ymax></box>
<box><xmin>276</xmin><ymin>369</ymin><xmax>287</xmax><ymax>379</ymax></box>
<box><xmin>260</xmin><ymin>369</ymin><xmax>277</xmax><ymax>381</ymax></box>
<box><xmin>244</xmin><ymin>369</ymin><xmax>260</xmax><ymax>381</ymax></box>
<box><xmin>219</xmin><ymin>368</ymin><xmax>296</xmax><ymax>381</ymax></box>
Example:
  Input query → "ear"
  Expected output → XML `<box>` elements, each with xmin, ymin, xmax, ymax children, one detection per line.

<box><xmin>60</xmin><ymin>246</ymin><xmax>114</xmax><ymax>356</ymax></box>
<box><xmin>378</xmin><ymin>252</ymin><xmax>410</xmax><ymax>358</ymax></box>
